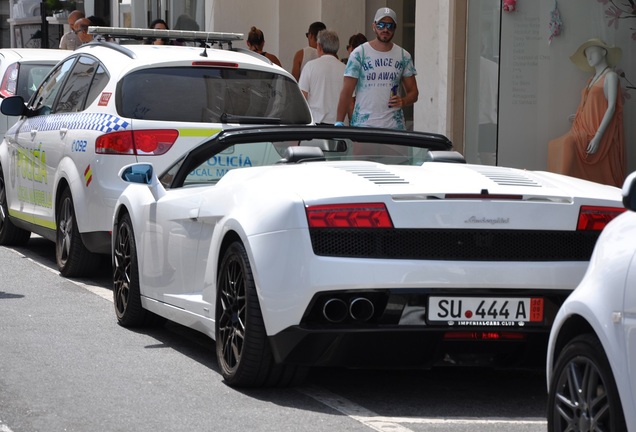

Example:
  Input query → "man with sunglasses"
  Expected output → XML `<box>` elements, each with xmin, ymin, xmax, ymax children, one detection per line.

<box><xmin>73</xmin><ymin>17</ymin><xmax>94</xmax><ymax>45</ymax></box>
<box><xmin>336</xmin><ymin>7</ymin><xmax>418</xmax><ymax>130</ymax></box>
<box><xmin>291</xmin><ymin>21</ymin><xmax>326</xmax><ymax>81</ymax></box>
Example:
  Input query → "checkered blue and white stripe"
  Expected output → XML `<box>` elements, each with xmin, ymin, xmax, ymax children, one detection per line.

<box><xmin>20</xmin><ymin>113</ymin><xmax>130</xmax><ymax>134</ymax></box>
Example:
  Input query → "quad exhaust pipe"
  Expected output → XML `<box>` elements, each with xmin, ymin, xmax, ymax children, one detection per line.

<box><xmin>349</xmin><ymin>297</ymin><xmax>375</xmax><ymax>321</ymax></box>
<box><xmin>323</xmin><ymin>298</ymin><xmax>348</xmax><ymax>323</ymax></box>
<box><xmin>322</xmin><ymin>297</ymin><xmax>375</xmax><ymax>323</ymax></box>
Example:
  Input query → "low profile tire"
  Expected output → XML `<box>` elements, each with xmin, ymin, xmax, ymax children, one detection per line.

<box><xmin>55</xmin><ymin>188</ymin><xmax>101</xmax><ymax>277</ymax></box>
<box><xmin>548</xmin><ymin>334</ymin><xmax>627</xmax><ymax>432</ymax></box>
<box><xmin>113</xmin><ymin>212</ymin><xmax>161</xmax><ymax>327</ymax></box>
<box><xmin>215</xmin><ymin>241</ymin><xmax>307</xmax><ymax>388</ymax></box>
<box><xmin>0</xmin><ymin>166</ymin><xmax>31</xmax><ymax>246</ymax></box>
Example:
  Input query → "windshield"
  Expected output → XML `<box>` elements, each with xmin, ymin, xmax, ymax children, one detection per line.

<box><xmin>164</xmin><ymin>138</ymin><xmax>437</xmax><ymax>188</ymax></box>
<box><xmin>118</xmin><ymin>67</ymin><xmax>311</xmax><ymax>124</ymax></box>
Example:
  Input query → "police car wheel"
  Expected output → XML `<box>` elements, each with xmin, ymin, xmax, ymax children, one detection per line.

<box><xmin>55</xmin><ymin>188</ymin><xmax>101</xmax><ymax>277</ymax></box>
<box><xmin>0</xmin><ymin>165</ymin><xmax>31</xmax><ymax>246</ymax></box>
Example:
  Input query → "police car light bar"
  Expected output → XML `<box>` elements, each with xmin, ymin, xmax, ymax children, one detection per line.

<box><xmin>88</xmin><ymin>26</ymin><xmax>244</xmax><ymax>44</ymax></box>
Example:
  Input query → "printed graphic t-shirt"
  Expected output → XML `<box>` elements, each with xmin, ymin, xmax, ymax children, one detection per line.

<box><xmin>344</xmin><ymin>42</ymin><xmax>417</xmax><ymax>129</ymax></box>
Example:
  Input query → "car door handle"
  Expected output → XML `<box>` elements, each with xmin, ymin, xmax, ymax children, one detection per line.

<box><xmin>59</xmin><ymin>127</ymin><xmax>68</xmax><ymax>139</ymax></box>
<box><xmin>30</xmin><ymin>129</ymin><xmax>37</xmax><ymax>140</ymax></box>
<box><xmin>189</xmin><ymin>208</ymin><xmax>199</xmax><ymax>221</ymax></box>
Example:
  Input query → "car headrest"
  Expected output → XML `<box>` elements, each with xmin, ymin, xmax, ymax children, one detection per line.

<box><xmin>278</xmin><ymin>146</ymin><xmax>326</xmax><ymax>163</ymax></box>
<box><xmin>423</xmin><ymin>150</ymin><xmax>466</xmax><ymax>164</ymax></box>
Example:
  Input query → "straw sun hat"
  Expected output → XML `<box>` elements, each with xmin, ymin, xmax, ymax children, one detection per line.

<box><xmin>569</xmin><ymin>38</ymin><xmax>622</xmax><ymax>73</ymax></box>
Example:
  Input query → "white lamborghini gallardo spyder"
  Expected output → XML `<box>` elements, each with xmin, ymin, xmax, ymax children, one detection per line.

<box><xmin>111</xmin><ymin>125</ymin><xmax>625</xmax><ymax>387</ymax></box>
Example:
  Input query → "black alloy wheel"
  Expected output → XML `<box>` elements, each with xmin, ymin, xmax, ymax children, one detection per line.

<box><xmin>548</xmin><ymin>334</ymin><xmax>627</xmax><ymax>432</ymax></box>
<box><xmin>215</xmin><ymin>241</ymin><xmax>306</xmax><ymax>387</ymax></box>
<box><xmin>113</xmin><ymin>212</ymin><xmax>160</xmax><ymax>327</ymax></box>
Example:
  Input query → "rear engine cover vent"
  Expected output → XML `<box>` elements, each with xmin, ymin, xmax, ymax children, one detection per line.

<box><xmin>343</xmin><ymin>167</ymin><xmax>409</xmax><ymax>185</ymax></box>
<box><xmin>475</xmin><ymin>168</ymin><xmax>541</xmax><ymax>187</ymax></box>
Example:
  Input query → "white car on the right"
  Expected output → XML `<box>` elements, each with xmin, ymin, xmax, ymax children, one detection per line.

<box><xmin>547</xmin><ymin>171</ymin><xmax>636</xmax><ymax>432</ymax></box>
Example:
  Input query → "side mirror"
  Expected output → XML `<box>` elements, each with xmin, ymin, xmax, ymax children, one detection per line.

<box><xmin>120</xmin><ymin>163</ymin><xmax>153</xmax><ymax>184</ymax></box>
<box><xmin>119</xmin><ymin>163</ymin><xmax>166</xmax><ymax>201</ymax></box>
<box><xmin>0</xmin><ymin>96</ymin><xmax>27</xmax><ymax>116</ymax></box>
<box><xmin>622</xmin><ymin>171</ymin><xmax>636</xmax><ymax>211</ymax></box>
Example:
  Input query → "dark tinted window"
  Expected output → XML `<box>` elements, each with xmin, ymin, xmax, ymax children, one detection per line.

<box><xmin>55</xmin><ymin>56</ymin><xmax>105</xmax><ymax>113</ymax></box>
<box><xmin>29</xmin><ymin>57</ymin><xmax>75</xmax><ymax>116</ymax></box>
<box><xmin>85</xmin><ymin>64</ymin><xmax>109</xmax><ymax>107</ymax></box>
<box><xmin>118</xmin><ymin>67</ymin><xmax>311</xmax><ymax>124</ymax></box>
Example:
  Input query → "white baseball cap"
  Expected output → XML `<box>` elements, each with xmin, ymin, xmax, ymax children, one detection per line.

<box><xmin>374</xmin><ymin>7</ymin><xmax>397</xmax><ymax>24</ymax></box>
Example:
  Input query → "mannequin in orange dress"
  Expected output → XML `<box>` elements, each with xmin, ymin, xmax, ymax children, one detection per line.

<box><xmin>547</xmin><ymin>39</ymin><xmax>625</xmax><ymax>187</ymax></box>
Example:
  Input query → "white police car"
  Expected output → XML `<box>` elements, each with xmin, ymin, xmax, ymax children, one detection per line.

<box><xmin>0</xmin><ymin>27</ymin><xmax>311</xmax><ymax>277</ymax></box>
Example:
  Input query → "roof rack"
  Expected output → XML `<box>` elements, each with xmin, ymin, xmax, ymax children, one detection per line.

<box><xmin>88</xmin><ymin>26</ymin><xmax>244</xmax><ymax>48</ymax></box>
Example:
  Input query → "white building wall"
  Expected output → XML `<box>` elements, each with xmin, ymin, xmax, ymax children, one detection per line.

<box><xmin>207</xmin><ymin>0</ymin><xmax>367</xmax><ymax>75</ymax></box>
<box><xmin>275</xmin><ymin>0</ymin><xmax>367</xmax><ymax>73</ymax></box>
<box><xmin>210</xmin><ymin>0</ymin><xmax>281</xmax><ymax>58</ymax></box>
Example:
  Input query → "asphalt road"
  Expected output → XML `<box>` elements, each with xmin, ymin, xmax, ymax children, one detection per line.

<box><xmin>0</xmin><ymin>237</ymin><xmax>549</xmax><ymax>432</ymax></box>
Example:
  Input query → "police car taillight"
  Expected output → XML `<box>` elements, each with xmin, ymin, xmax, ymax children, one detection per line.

<box><xmin>0</xmin><ymin>63</ymin><xmax>19</xmax><ymax>98</ymax></box>
<box><xmin>96</xmin><ymin>130</ymin><xmax>179</xmax><ymax>155</ymax></box>
<box><xmin>576</xmin><ymin>205</ymin><xmax>625</xmax><ymax>231</ymax></box>
<box><xmin>306</xmin><ymin>203</ymin><xmax>394</xmax><ymax>228</ymax></box>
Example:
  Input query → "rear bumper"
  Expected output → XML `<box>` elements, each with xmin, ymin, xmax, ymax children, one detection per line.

<box><xmin>268</xmin><ymin>288</ymin><xmax>570</xmax><ymax>369</ymax></box>
<box><xmin>269</xmin><ymin>326</ymin><xmax>550</xmax><ymax>369</ymax></box>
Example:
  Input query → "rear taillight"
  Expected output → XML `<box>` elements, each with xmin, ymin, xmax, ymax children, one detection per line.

<box><xmin>95</xmin><ymin>130</ymin><xmax>179</xmax><ymax>155</ymax></box>
<box><xmin>0</xmin><ymin>63</ymin><xmax>19</xmax><ymax>98</ymax></box>
<box><xmin>306</xmin><ymin>203</ymin><xmax>393</xmax><ymax>228</ymax></box>
<box><xmin>577</xmin><ymin>205</ymin><xmax>626</xmax><ymax>231</ymax></box>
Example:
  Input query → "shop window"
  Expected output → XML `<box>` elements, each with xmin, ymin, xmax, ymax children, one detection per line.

<box><xmin>464</xmin><ymin>0</ymin><xmax>501</xmax><ymax>166</ymax></box>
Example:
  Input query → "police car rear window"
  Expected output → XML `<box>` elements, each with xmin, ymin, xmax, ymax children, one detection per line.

<box><xmin>117</xmin><ymin>67</ymin><xmax>311</xmax><ymax>124</ymax></box>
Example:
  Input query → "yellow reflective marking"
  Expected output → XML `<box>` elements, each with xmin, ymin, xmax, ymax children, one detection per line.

<box><xmin>8</xmin><ymin>209</ymin><xmax>32</xmax><ymax>223</ymax></box>
<box><xmin>178</xmin><ymin>128</ymin><xmax>222</xmax><ymax>137</ymax></box>
<box><xmin>33</xmin><ymin>216</ymin><xmax>56</xmax><ymax>230</ymax></box>
<box><xmin>8</xmin><ymin>209</ymin><xmax>56</xmax><ymax>230</ymax></box>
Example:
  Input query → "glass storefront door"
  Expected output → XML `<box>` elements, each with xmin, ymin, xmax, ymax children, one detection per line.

<box><xmin>465</xmin><ymin>0</ymin><xmax>501</xmax><ymax>166</ymax></box>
